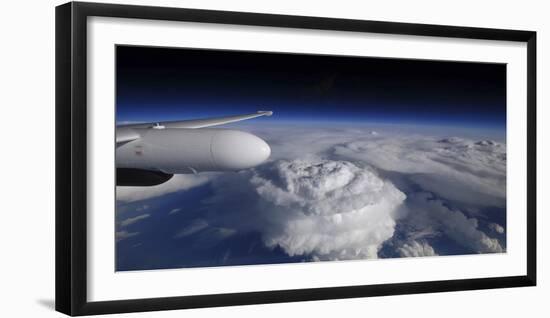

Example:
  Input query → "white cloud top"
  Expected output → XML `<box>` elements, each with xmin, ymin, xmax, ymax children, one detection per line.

<box><xmin>398</xmin><ymin>241</ymin><xmax>438</xmax><ymax>257</ymax></box>
<box><xmin>207</xmin><ymin>159</ymin><xmax>406</xmax><ymax>260</ymax></box>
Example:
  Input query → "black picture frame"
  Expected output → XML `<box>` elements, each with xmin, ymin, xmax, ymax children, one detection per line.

<box><xmin>55</xmin><ymin>1</ymin><xmax>536</xmax><ymax>316</ymax></box>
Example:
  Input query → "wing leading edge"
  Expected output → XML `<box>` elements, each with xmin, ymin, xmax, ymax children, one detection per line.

<box><xmin>118</xmin><ymin>111</ymin><xmax>273</xmax><ymax>130</ymax></box>
<box><xmin>115</xmin><ymin>110</ymin><xmax>273</xmax><ymax>146</ymax></box>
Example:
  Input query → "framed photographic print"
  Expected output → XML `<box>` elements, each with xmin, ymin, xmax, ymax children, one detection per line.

<box><xmin>55</xmin><ymin>1</ymin><xmax>536</xmax><ymax>316</ymax></box>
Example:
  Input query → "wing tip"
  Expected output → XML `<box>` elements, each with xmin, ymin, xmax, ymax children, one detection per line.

<box><xmin>258</xmin><ymin>110</ymin><xmax>273</xmax><ymax>116</ymax></box>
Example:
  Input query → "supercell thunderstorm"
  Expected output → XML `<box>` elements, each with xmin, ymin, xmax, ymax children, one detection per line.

<box><xmin>116</xmin><ymin>125</ymin><xmax>507</xmax><ymax>269</ymax></box>
<box><xmin>250</xmin><ymin>160</ymin><xmax>406</xmax><ymax>260</ymax></box>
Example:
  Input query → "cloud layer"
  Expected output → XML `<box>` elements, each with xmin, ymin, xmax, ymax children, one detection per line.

<box><xmin>333</xmin><ymin>135</ymin><xmax>506</xmax><ymax>207</ymax></box>
<box><xmin>116</xmin><ymin>124</ymin><xmax>506</xmax><ymax>266</ymax></box>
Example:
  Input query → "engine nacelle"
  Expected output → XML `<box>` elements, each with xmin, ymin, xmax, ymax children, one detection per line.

<box><xmin>116</xmin><ymin>168</ymin><xmax>173</xmax><ymax>186</ymax></box>
<box><xmin>116</xmin><ymin>128</ymin><xmax>271</xmax><ymax>174</ymax></box>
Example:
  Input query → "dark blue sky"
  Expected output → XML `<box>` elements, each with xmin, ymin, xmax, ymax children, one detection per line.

<box><xmin>116</xmin><ymin>45</ymin><xmax>506</xmax><ymax>128</ymax></box>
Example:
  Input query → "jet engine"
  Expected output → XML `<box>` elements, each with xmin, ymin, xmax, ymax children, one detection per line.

<box><xmin>116</xmin><ymin>128</ymin><xmax>271</xmax><ymax>186</ymax></box>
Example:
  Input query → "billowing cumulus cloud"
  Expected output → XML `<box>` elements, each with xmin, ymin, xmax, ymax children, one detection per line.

<box><xmin>398</xmin><ymin>241</ymin><xmax>438</xmax><ymax>257</ymax></box>
<box><xmin>405</xmin><ymin>192</ymin><xmax>503</xmax><ymax>253</ymax></box>
<box><xmin>205</xmin><ymin>159</ymin><xmax>406</xmax><ymax>260</ymax></box>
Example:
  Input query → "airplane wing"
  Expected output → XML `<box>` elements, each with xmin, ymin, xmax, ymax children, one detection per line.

<box><xmin>116</xmin><ymin>129</ymin><xmax>140</xmax><ymax>147</ymax></box>
<box><xmin>118</xmin><ymin>111</ymin><xmax>273</xmax><ymax>130</ymax></box>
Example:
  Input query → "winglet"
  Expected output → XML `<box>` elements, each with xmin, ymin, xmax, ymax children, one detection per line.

<box><xmin>258</xmin><ymin>110</ymin><xmax>273</xmax><ymax>116</ymax></box>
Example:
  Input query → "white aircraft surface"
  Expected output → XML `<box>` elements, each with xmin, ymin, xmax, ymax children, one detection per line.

<box><xmin>116</xmin><ymin>111</ymin><xmax>273</xmax><ymax>186</ymax></box>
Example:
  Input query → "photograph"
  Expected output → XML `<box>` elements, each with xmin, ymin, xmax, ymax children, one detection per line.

<box><xmin>114</xmin><ymin>45</ymin><xmax>507</xmax><ymax>271</ymax></box>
